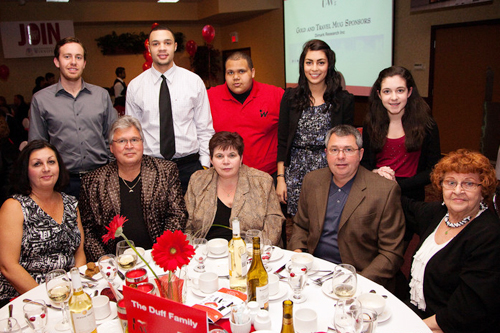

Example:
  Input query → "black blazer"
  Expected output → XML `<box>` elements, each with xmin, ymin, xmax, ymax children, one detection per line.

<box><xmin>277</xmin><ymin>87</ymin><xmax>354</xmax><ymax>166</ymax></box>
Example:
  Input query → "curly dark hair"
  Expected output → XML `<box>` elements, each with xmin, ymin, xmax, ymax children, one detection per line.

<box><xmin>365</xmin><ymin>66</ymin><xmax>434</xmax><ymax>152</ymax></box>
<box><xmin>290</xmin><ymin>39</ymin><xmax>342</xmax><ymax>115</ymax></box>
<box><xmin>431</xmin><ymin>149</ymin><xmax>497</xmax><ymax>201</ymax></box>
<box><xmin>11</xmin><ymin>140</ymin><xmax>69</xmax><ymax>195</ymax></box>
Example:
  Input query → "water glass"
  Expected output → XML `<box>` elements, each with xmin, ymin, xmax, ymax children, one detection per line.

<box><xmin>260</xmin><ymin>238</ymin><xmax>273</xmax><ymax>271</ymax></box>
<box><xmin>192</xmin><ymin>238</ymin><xmax>208</xmax><ymax>273</ymax></box>
<box><xmin>334</xmin><ymin>298</ymin><xmax>363</xmax><ymax>333</ymax></box>
<box><xmin>0</xmin><ymin>318</ymin><xmax>21</xmax><ymax>333</ymax></box>
<box><xmin>23</xmin><ymin>300</ymin><xmax>48</xmax><ymax>333</ymax></box>
<box><xmin>286</xmin><ymin>262</ymin><xmax>308</xmax><ymax>303</ymax></box>
<box><xmin>98</xmin><ymin>254</ymin><xmax>119</xmax><ymax>287</ymax></box>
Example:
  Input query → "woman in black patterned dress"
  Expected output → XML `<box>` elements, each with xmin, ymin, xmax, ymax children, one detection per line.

<box><xmin>0</xmin><ymin>140</ymin><xmax>86</xmax><ymax>307</ymax></box>
<box><xmin>277</xmin><ymin>39</ymin><xmax>355</xmax><ymax>215</ymax></box>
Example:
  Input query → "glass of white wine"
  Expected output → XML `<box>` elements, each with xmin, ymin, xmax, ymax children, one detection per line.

<box><xmin>98</xmin><ymin>254</ymin><xmax>119</xmax><ymax>287</ymax></box>
<box><xmin>116</xmin><ymin>240</ymin><xmax>137</xmax><ymax>270</ymax></box>
<box><xmin>332</xmin><ymin>263</ymin><xmax>357</xmax><ymax>300</ymax></box>
<box><xmin>45</xmin><ymin>269</ymin><xmax>72</xmax><ymax>331</ymax></box>
<box><xmin>334</xmin><ymin>298</ymin><xmax>363</xmax><ymax>333</ymax></box>
<box><xmin>286</xmin><ymin>262</ymin><xmax>309</xmax><ymax>303</ymax></box>
<box><xmin>23</xmin><ymin>300</ymin><xmax>48</xmax><ymax>333</ymax></box>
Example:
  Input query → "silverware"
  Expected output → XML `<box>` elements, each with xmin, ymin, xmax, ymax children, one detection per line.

<box><xmin>312</xmin><ymin>271</ymin><xmax>334</xmax><ymax>285</ymax></box>
<box><xmin>80</xmin><ymin>272</ymin><xmax>99</xmax><ymax>282</ymax></box>
<box><xmin>369</xmin><ymin>289</ymin><xmax>388</xmax><ymax>298</ymax></box>
<box><xmin>23</xmin><ymin>298</ymin><xmax>61</xmax><ymax>311</ymax></box>
<box><xmin>7</xmin><ymin>304</ymin><xmax>13</xmax><ymax>330</ymax></box>
<box><xmin>117</xmin><ymin>270</ymin><xmax>125</xmax><ymax>280</ymax></box>
<box><xmin>274</xmin><ymin>263</ymin><xmax>287</xmax><ymax>274</ymax></box>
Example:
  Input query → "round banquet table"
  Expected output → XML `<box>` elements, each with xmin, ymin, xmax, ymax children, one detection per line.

<box><xmin>0</xmin><ymin>247</ymin><xmax>432</xmax><ymax>333</ymax></box>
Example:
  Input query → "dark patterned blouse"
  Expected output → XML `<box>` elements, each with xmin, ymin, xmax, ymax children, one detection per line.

<box><xmin>0</xmin><ymin>192</ymin><xmax>81</xmax><ymax>302</ymax></box>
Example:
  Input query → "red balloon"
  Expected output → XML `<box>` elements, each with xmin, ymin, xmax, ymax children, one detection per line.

<box><xmin>185</xmin><ymin>40</ymin><xmax>197</xmax><ymax>57</ymax></box>
<box><xmin>202</xmin><ymin>25</ymin><xmax>215</xmax><ymax>44</ymax></box>
<box><xmin>0</xmin><ymin>65</ymin><xmax>9</xmax><ymax>80</ymax></box>
<box><xmin>151</xmin><ymin>22</ymin><xmax>159</xmax><ymax>30</ymax></box>
<box><xmin>144</xmin><ymin>38</ymin><xmax>149</xmax><ymax>50</ymax></box>
<box><xmin>143</xmin><ymin>50</ymin><xmax>152</xmax><ymax>63</ymax></box>
<box><xmin>142</xmin><ymin>61</ymin><xmax>152</xmax><ymax>71</ymax></box>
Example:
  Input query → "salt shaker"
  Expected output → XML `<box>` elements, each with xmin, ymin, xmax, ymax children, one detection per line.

<box><xmin>247</xmin><ymin>301</ymin><xmax>259</xmax><ymax>324</ymax></box>
<box><xmin>253</xmin><ymin>309</ymin><xmax>272</xmax><ymax>331</ymax></box>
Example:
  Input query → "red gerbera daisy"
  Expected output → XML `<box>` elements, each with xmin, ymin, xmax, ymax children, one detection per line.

<box><xmin>152</xmin><ymin>230</ymin><xmax>195</xmax><ymax>272</ymax></box>
<box><xmin>102</xmin><ymin>215</ymin><xmax>128</xmax><ymax>244</ymax></box>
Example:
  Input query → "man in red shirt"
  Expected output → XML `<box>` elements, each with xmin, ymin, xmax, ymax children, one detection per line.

<box><xmin>208</xmin><ymin>52</ymin><xmax>283</xmax><ymax>175</ymax></box>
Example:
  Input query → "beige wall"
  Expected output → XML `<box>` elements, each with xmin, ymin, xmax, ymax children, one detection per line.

<box><xmin>395</xmin><ymin>0</ymin><xmax>500</xmax><ymax>96</ymax></box>
<box><xmin>219</xmin><ymin>9</ymin><xmax>285</xmax><ymax>88</ymax></box>
<box><xmin>0</xmin><ymin>0</ymin><xmax>499</xmax><ymax>102</ymax></box>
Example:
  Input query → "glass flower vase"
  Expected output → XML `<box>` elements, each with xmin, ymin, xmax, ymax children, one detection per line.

<box><xmin>155</xmin><ymin>265</ymin><xmax>187</xmax><ymax>304</ymax></box>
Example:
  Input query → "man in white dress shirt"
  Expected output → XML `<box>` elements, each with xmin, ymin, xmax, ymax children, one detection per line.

<box><xmin>126</xmin><ymin>25</ymin><xmax>214</xmax><ymax>193</ymax></box>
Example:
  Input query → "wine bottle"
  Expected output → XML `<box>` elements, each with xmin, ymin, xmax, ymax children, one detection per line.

<box><xmin>68</xmin><ymin>267</ymin><xmax>97</xmax><ymax>333</ymax></box>
<box><xmin>228</xmin><ymin>217</ymin><xmax>247</xmax><ymax>292</ymax></box>
<box><xmin>280</xmin><ymin>300</ymin><xmax>294</xmax><ymax>333</ymax></box>
<box><xmin>246</xmin><ymin>236</ymin><xmax>269</xmax><ymax>310</ymax></box>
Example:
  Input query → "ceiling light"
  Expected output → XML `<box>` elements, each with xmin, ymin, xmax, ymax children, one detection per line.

<box><xmin>158</xmin><ymin>0</ymin><xmax>179</xmax><ymax>3</ymax></box>
<box><xmin>47</xmin><ymin>0</ymin><xmax>69</xmax><ymax>2</ymax></box>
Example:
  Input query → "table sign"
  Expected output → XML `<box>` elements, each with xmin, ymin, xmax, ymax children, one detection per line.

<box><xmin>123</xmin><ymin>286</ymin><xmax>208</xmax><ymax>333</ymax></box>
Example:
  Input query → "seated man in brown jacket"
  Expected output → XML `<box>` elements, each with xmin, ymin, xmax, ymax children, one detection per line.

<box><xmin>288</xmin><ymin>125</ymin><xmax>405</xmax><ymax>292</ymax></box>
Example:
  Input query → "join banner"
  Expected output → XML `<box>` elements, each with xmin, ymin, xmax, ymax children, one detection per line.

<box><xmin>0</xmin><ymin>20</ymin><xmax>74</xmax><ymax>58</ymax></box>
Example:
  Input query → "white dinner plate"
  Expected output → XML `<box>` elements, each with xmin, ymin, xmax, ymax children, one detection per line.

<box><xmin>135</xmin><ymin>249</ymin><xmax>152</xmax><ymax>268</ymax></box>
<box><xmin>96</xmin><ymin>301</ymin><xmax>118</xmax><ymax>325</ymax></box>
<box><xmin>321</xmin><ymin>282</ymin><xmax>362</xmax><ymax>300</ymax></box>
<box><xmin>207</xmin><ymin>249</ymin><xmax>229</xmax><ymax>259</ymax></box>
<box><xmin>269</xmin><ymin>281</ymin><xmax>288</xmax><ymax>301</ymax></box>
<box><xmin>97</xmin><ymin>318</ymin><xmax>122</xmax><ymax>332</ymax></box>
<box><xmin>269</xmin><ymin>247</ymin><xmax>284</xmax><ymax>262</ymax></box>
<box><xmin>377</xmin><ymin>306</ymin><xmax>392</xmax><ymax>323</ymax></box>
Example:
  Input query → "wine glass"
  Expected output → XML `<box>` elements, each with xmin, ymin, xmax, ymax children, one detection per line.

<box><xmin>331</xmin><ymin>264</ymin><xmax>357</xmax><ymax>300</ymax></box>
<box><xmin>116</xmin><ymin>240</ymin><xmax>137</xmax><ymax>270</ymax></box>
<box><xmin>334</xmin><ymin>298</ymin><xmax>363</xmax><ymax>333</ymax></box>
<box><xmin>286</xmin><ymin>262</ymin><xmax>309</xmax><ymax>303</ymax></box>
<box><xmin>244</xmin><ymin>230</ymin><xmax>262</xmax><ymax>264</ymax></box>
<box><xmin>23</xmin><ymin>300</ymin><xmax>48</xmax><ymax>333</ymax></box>
<box><xmin>192</xmin><ymin>238</ymin><xmax>208</xmax><ymax>273</ymax></box>
<box><xmin>0</xmin><ymin>318</ymin><xmax>21</xmax><ymax>333</ymax></box>
<box><xmin>260</xmin><ymin>238</ymin><xmax>273</xmax><ymax>271</ymax></box>
<box><xmin>98</xmin><ymin>254</ymin><xmax>119</xmax><ymax>287</ymax></box>
<box><xmin>45</xmin><ymin>269</ymin><xmax>72</xmax><ymax>331</ymax></box>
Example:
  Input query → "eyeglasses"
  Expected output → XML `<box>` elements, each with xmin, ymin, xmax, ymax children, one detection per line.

<box><xmin>442</xmin><ymin>180</ymin><xmax>481</xmax><ymax>191</ymax></box>
<box><xmin>112</xmin><ymin>137</ymin><xmax>142</xmax><ymax>146</ymax></box>
<box><xmin>326</xmin><ymin>147</ymin><xmax>359</xmax><ymax>156</ymax></box>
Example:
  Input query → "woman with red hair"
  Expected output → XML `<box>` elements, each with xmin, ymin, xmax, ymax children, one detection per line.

<box><xmin>403</xmin><ymin>149</ymin><xmax>500</xmax><ymax>333</ymax></box>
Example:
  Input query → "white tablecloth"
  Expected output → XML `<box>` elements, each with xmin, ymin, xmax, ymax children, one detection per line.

<box><xmin>1</xmin><ymin>248</ymin><xmax>432</xmax><ymax>333</ymax></box>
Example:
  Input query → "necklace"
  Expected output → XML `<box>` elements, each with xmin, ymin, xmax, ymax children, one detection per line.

<box><xmin>121</xmin><ymin>175</ymin><xmax>141</xmax><ymax>193</ymax></box>
<box><xmin>218</xmin><ymin>179</ymin><xmax>237</xmax><ymax>197</ymax></box>
<box><xmin>443</xmin><ymin>201</ymin><xmax>487</xmax><ymax>235</ymax></box>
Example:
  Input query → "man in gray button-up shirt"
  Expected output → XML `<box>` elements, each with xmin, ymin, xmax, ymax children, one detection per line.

<box><xmin>29</xmin><ymin>37</ymin><xmax>117</xmax><ymax>198</ymax></box>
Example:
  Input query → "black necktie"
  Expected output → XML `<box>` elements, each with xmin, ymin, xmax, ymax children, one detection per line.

<box><xmin>159</xmin><ymin>74</ymin><xmax>175</xmax><ymax>159</ymax></box>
